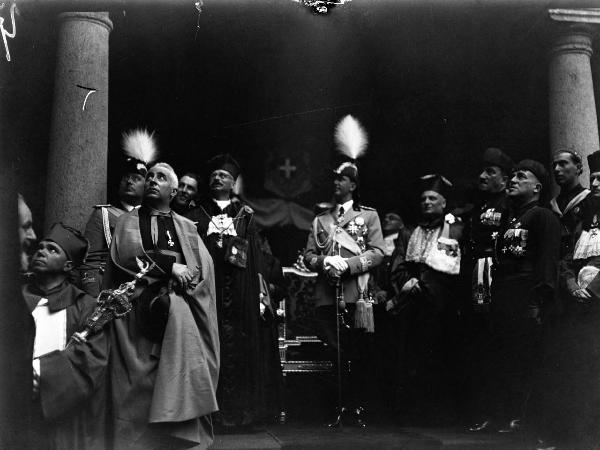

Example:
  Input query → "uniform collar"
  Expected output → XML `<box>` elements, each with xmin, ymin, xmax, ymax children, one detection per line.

<box><xmin>336</xmin><ymin>199</ymin><xmax>354</xmax><ymax>214</ymax></box>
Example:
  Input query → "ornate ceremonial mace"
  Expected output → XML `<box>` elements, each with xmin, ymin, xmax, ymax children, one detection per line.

<box><xmin>69</xmin><ymin>258</ymin><xmax>154</xmax><ymax>346</ymax></box>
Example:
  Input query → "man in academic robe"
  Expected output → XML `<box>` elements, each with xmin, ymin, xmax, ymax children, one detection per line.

<box><xmin>23</xmin><ymin>223</ymin><xmax>109</xmax><ymax>450</ymax></box>
<box><xmin>304</xmin><ymin>161</ymin><xmax>385</xmax><ymax>426</ymax></box>
<box><xmin>387</xmin><ymin>174</ymin><xmax>463</xmax><ymax>420</ymax></box>
<box><xmin>470</xmin><ymin>160</ymin><xmax>561</xmax><ymax>433</ymax></box>
<box><xmin>187</xmin><ymin>154</ymin><xmax>282</xmax><ymax>429</ymax></box>
<box><xmin>104</xmin><ymin>162</ymin><xmax>219</xmax><ymax>449</ymax></box>
<box><xmin>81</xmin><ymin>129</ymin><xmax>156</xmax><ymax>297</ymax></box>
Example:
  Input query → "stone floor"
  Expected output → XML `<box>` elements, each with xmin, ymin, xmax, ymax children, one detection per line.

<box><xmin>210</xmin><ymin>423</ymin><xmax>531</xmax><ymax>449</ymax></box>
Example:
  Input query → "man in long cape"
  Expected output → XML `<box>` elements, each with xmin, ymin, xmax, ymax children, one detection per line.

<box><xmin>104</xmin><ymin>162</ymin><xmax>219</xmax><ymax>449</ymax></box>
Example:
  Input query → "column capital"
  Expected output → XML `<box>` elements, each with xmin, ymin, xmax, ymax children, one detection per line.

<box><xmin>57</xmin><ymin>11</ymin><xmax>113</xmax><ymax>32</ymax></box>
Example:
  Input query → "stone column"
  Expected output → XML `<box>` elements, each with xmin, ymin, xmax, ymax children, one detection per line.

<box><xmin>45</xmin><ymin>12</ymin><xmax>112</xmax><ymax>232</ymax></box>
<box><xmin>548</xmin><ymin>9</ymin><xmax>600</xmax><ymax>185</ymax></box>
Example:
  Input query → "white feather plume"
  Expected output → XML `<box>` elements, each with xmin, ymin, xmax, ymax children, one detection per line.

<box><xmin>334</xmin><ymin>115</ymin><xmax>368</xmax><ymax>160</ymax></box>
<box><xmin>122</xmin><ymin>128</ymin><xmax>158</xmax><ymax>164</ymax></box>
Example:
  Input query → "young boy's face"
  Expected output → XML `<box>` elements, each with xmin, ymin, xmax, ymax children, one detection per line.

<box><xmin>30</xmin><ymin>240</ymin><xmax>70</xmax><ymax>274</ymax></box>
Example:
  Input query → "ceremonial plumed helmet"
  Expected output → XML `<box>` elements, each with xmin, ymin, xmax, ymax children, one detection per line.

<box><xmin>588</xmin><ymin>150</ymin><xmax>600</xmax><ymax>174</ymax></box>
<box><xmin>121</xmin><ymin>129</ymin><xmax>158</xmax><ymax>177</ymax></box>
<box><xmin>419</xmin><ymin>174</ymin><xmax>453</xmax><ymax>200</ymax></box>
<box><xmin>482</xmin><ymin>147</ymin><xmax>513</xmax><ymax>175</ymax></box>
<box><xmin>333</xmin><ymin>161</ymin><xmax>359</xmax><ymax>183</ymax></box>
<box><xmin>207</xmin><ymin>153</ymin><xmax>241</xmax><ymax>180</ymax></box>
<box><xmin>514</xmin><ymin>159</ymin><xmax>549</xmax><ymax>190</ymax></box>
<box><xmin>44</xmin><ymin>223</ymin><xmax>89</xmax><ymax>267</ymax></box>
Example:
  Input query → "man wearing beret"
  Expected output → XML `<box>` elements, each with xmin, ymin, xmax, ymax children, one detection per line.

<box><xmin>104</xmin><ymin>162</ymin><xmax>219</xmax><ymax>449</ymax></box>
<box><xmin>470</xmin><ymin>160</ymin><xmax>561</xmax><ymax>433</ymax></box>
<box><xmin>188</xmin><ymin>154</ymin><xmax>282</xmax><ymax>429</ymax></box>
<box><xmin>388</xmin><ymin>174</ymin><xmax>463</xmax><ymax>419</ymax></box>
<box><xmin>81</xmin><ymin>129</ymin><xmax>156</xmax><ymax>297</ymax></box>
<box><xmin>304</xmin><ymin>160</ymin><xmax>385</xmax><ymax>427</ymax></box>
<box><xmin>23</xmin><ymin>223</ymin><xmax>109</xmax><ymax>449</ymax></box>
<box><xmin>467</xmin><ymin>147</ymin><xmax>513</xmax><ymax>310</ymax></box>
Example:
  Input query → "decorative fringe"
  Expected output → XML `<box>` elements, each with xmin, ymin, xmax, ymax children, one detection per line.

<box><xmin>574</xmin><ymin>230</ymin><xmax>600</xmax><ymax>260</ymax></box>
<box><xmin>354</xmin><ymin>298</ymin><xmax>368</xmax><ymax>329</ymax></box>
<box><xmin>365</xmin><ymin>302</ymin><xmax>374</xmax><ymax>333</ymax></box>
<box><xmin>354</xmin><ymin>297</ymin><xmax>374</xmax><ymax>332</ymax></box>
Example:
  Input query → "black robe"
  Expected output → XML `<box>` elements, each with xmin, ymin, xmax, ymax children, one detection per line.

<box><xmin>22</xmin><ymin>281</ymin><xmax>109</xmax><ymax>450</ymax></box>
<box><xmin>188</xmin><ymin>198</ymin><xmax>281</xmax><ymax>427</ymax></box>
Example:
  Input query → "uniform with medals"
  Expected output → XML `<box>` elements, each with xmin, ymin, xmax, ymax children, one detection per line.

<box><xmin>188</xmin><ymin>154</ymin><xmax>282</xmax><ymax>428</ymax></box>
<box><xmin>467</xmin><ymin>148</ymin><xmax>513</xmax><ymax>309</ymax></box>
<box><xmin>473</xmin><ymin>160</ymin><xmax>561</xmax><ymax>433</ymax></box>
<box><xmin>304</xmin><ymin>158</ymin><xmax>385</xmax><ymax>425</ymax></box>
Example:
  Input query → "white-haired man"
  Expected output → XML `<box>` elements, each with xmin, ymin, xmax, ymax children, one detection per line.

<box><xmin>104</xmin><ymin>161</ymin><xmax>219</xmax><ymax>449</ymax></box>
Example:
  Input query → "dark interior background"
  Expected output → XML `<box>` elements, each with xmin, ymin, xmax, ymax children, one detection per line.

<box><xmin>3</xmin><ymin>0</ymin><xmax>600</xmax><ymax>263</ymax></box>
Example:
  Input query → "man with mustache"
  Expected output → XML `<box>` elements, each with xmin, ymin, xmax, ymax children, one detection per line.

<box><xmin>23</xmin><ymin>223</ymin><xmax>109</xmax><ymax>449</ymax></box>
<box><xmin>470</xmin><ymin>160</ymin><xmax>561</xmax><ymax>434</ymax></box>
<box><xmin>81</xmin><ymin>129</ymin><xmax>156</xmax><ymax>297</ymax></box>
<box><xmin>104</xmin><ymin>161</ymin><xmax>219</xmax><ymax>449</ymax></box>
<box><xmin>171</xmin><ymin>172</ymin><xmax>200</xmax><ymax>216</ymax></box>
<box><xmin>467</xmin><ymin>148</ymin><xmax>513</xmax><ymax>310</ymax></box>
<box><xmin>188</xmin><ymin>154</ymin><xmax>281</xmax><ymax>429</ymax></box>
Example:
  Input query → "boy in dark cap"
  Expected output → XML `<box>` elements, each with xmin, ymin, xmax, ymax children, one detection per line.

<box><xmin>470</xmin><ymin>160</ymin><xmax>561</xmax><ymax>434</ymax></box>
<box><xmin>23</xmin><ymin>223</ymin><xmax>109</xmax><ymax>450</ymax></box>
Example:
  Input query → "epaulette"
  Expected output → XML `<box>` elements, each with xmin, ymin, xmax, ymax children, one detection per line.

<box><xmin>359</xmin><ymin>205</ymin><xmax>376</xmax><ymax>211</ymax></box>
<box><xmin>243</xmin><ymin>205</ymin><xmax>254</xmax><ymax>214</ymax></box>
<box><xmin>93</xmin><ymin>204</ymin><xmax>112</xmax><ymax>209</ymax></box>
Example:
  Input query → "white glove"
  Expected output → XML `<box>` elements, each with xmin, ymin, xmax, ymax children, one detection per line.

<box><xmin>324</xmin><ymin>255</ymin><xmax>349</xmax><ymax>273</ymax></box>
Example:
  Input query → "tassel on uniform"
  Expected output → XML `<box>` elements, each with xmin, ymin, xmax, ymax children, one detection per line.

<box><xmin>354</xmin><ymin>297</ymin><xmax>368</xmax><ymax>330</ymax></box>
<box><xmin>365</xmin><ymin>301</ymin><xmax>374</xmax><ymax>333</ymax></box>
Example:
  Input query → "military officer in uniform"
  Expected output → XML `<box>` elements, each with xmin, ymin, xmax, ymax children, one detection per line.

<box><xmin>80</xmin><ymin>129</ymin><xmax>156</xmax><ymax>296</ymax></box>
<box><xmin>304</xmin><ymin>160</ymin><xmax>385</xmax><ymax>427</ymax></box>
<box><xmin>470</xmin><ymin>159</ymin><xmax>561</xmax><ymax>434</ymax></box>
<box><xmin>468</xmin><ymin>147</ymin><xmax>513</xmax><ymax>310</ymax></box>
